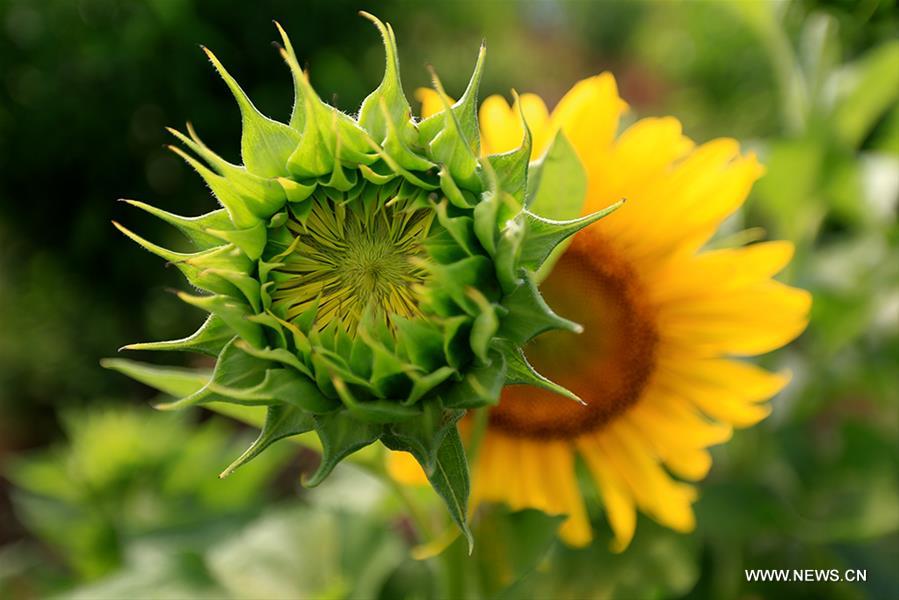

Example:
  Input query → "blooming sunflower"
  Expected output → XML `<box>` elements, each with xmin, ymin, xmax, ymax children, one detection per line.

<box><xmin>391</xmin><ymin>74</ymin><xmax>811</xmax><ymax>550</ymax></box>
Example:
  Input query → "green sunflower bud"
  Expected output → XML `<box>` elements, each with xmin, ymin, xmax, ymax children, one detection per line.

<box><xmin>105</xmin><ymin>13</ymin><xmax>620</xmax><ymax>544</ymax></box>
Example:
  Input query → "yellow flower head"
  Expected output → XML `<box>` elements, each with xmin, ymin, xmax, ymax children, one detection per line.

<box><xmin>392</xmin><ymin>74</ymin><xmax>812</xmax><ymax>551</ymax></box>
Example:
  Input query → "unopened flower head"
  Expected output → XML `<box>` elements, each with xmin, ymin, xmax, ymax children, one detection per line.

<box><xmin>106</xmin><ymin>13</ymin><xmax>618</xmax><ymax>542</ymax></box>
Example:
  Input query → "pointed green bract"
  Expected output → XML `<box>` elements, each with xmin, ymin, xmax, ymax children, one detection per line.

<box><xmin>108</xmin><ymin>15</ymin><xmax>619</xmax><ymax>543</ymax></box>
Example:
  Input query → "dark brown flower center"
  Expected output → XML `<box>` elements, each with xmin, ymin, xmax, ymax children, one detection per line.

<box><xmin>488</xmin><ymin>231</ymin><xmax>658</xmax><ymax>439</ymax></box>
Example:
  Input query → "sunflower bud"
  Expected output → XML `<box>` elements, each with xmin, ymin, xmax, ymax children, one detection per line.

<box><xmin>105</xmin><ymin>13</ymin><xmax>619</xmax><ymax>542</ymax></box>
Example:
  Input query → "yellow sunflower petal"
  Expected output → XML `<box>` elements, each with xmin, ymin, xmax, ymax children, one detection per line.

<box><xmin>629</xmin><ymin>389</ymin><xmax>734</xmax><ymax>448</ymax></box>
<box><xmin>519</xmin><ymin>93</ymin><xmax>552</xmax><ymax>157</ymax></box>
<box><xmin>480</xmin><ymin>95</ymin><xmax>521</xmax><ymax>156</ymax></box>
<box><xmin>620</xmin><ymin>411</ymin><xmax>715</xmax><ymax>481</ymax></box>
<box><xmin>639</xmin><ymin>150</ymin><xmax>764</xmax><ymax>258</ymax></box>
<box><xmin>470</xmin><ymin>431</ymin><xmax>508</xmax><ymax>506</ymax></box>
<box><xmin>386</xmin><ymin>450</ymin><xmax>428</xmax><ymax>485</ymax></box>
<box><xmin>657</xmin><ymin>281</ymin><xmax>811</xmax><ymax>356</ymax></box>
<box><xmin>479</xmin><ymin>93</ymin><xmax>552</xmax><ymax>158</ymax></box>
<box><xmin>594</xmin><ymin>422</ymin><xmax>697</xmax><ymax>533</ymax></box>
<box><xmin>539</xmin><ymin>440</ymin><xmax>592</xmax><ymax>547</ymax></box>
<box><xmin>474</xmin><ymin>433</ymin><xmax>591</xmax><ymax>546</ymax></box>
<box><xmin>657</xmin><ymin>356</ymin><xmax>793</xmax><ymax>404</ymax></box>
<box><xmin>550</xmin><ymin>73</ymin><xmax>628</xmax><ymax>168</ymax></box>
<box><xmin>415</xmin><ymin>88</ymin><xmax>445</xmax><ymax>119</ymax></box>
<box><xmin>578</xmin><ymin>437</ymin><xmax>637</xmax><ymax>552</ymax></box>
<box><xmin>648</xmin><ymin>241</ymin><xmax>795</xmax><ymax>305</ymax></box>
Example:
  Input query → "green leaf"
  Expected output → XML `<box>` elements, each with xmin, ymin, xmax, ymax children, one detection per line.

<box><xmin>833</xmin><ymin>40</ymin><xmax>899</xmax><ymax>148</ymax></box>
<box><xmin>473</xmin><ymin>508</ymin><xmax>565</xmax><ymax>599</ymax></box>
<box><xmin>526</xmin><ymin>131</ymin><xmax>588</xmax><ymax>220</ymax></box>
<box><xmin>220</xmin><ymin>405</ymin><xmax>315</xmax><ymax>477</ymax></box>
<box><xmin>100</xmin><ymin>359</ymin><xmax>210</xmax><ymax>398</ymax></box>
<box><xmin>304</xmin><ymin>413</ymin><xmax>382</xmax><ymax>487</ymax></box>
<box><xmin>426</xmin><ymin>426</ymin><xmax>473</xmax><ymax>552</ymax></box>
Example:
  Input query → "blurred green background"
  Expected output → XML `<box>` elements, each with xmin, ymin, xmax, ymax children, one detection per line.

<box><xmin>0</xmin><ymin>0</ymin><xmax>897</xmax><ymax>598</ymax></box>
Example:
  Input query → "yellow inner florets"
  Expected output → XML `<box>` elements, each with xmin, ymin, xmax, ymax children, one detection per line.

<box><xmin>270</xmin><ymin>189</ymin><xmax>435</xmax><ymax>332</ymax></box>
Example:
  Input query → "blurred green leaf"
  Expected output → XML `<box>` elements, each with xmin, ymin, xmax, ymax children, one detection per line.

<box><xmin>833</xmin><ymin>40</ymin><xmax>899</xmax><ymax>148</ymax></box>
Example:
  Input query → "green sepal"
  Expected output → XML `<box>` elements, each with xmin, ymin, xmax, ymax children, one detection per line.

<box><xmin>368</xmin><ymin>143</ymin><xmax>439</xmax><ymax>190</ymax></box>
<box><xmin>422</xmin><ymin>70</ymin><xmax>482</xmax><ymax>191</ymax></box>
<box><xmin>178</xmin><ymin>292</ymin><xmax>264</xmax><ymax>349</ymax></box>
<box><xmin>380</xmin><ymin>99</ymin><xmax>435</xmax><ymax>173</ymax></box>
<box><xmin>166</xmin><ymin>144</ymin><xmax>261</xmax><ymax>228</ymax></box>
<box><xmin>205</xmin><ymin>221</ymin><xmax>267</xmax><ymax>260</ymax></box>
<box><xmin>268</xmin><ymin>210</ymin><xmax>288</xmax><ymax>229</ymax></box>
<box><xmin>359</xmin><ymin>162</ymin><xmax>398</xmax><ymax>185</ymax></box>
<box><xmin>434</xmin><ymin>200</ymin><xmax>479</xmax><ymax>257</ymax></box>
<box><xmin>426</xmin><ymin>426</ymin><xmax>473</xmax><ymax>552</ymax></box>
<box><xmin>121</xmin><ymin>315</ymin><xmax>233</xmax><ymax>357</ymax></box>
<box><xmin>154</xmin><ymin>338</ymin><xmax>268</xmax><ymax>410</ymax></box>
<box><xmin>121</xmin><ymin>200</ymin><xmax>230</xmax><ymax>250</ymax></box>
<box><xmin>357</xmin><ymin>13</ymin><xmax>416</xmax><ymax>147</ymax></box>
<box><xmin>304</xmin><ymin>412</ymin><xmax>382</xmax><ymax>486</ymax></box>
<box><xmin>321</xmin><ymin>163</ymin><xmax>358</xmax><ymax>192</ymax></box>
<box><xmin>467</xmin><ymin>288</ymin><xmax>500</xmax><ymax>364</ymax></box>
<box><xmin>201</xmin><ymin>268</ymin><xmax>262</xmax><ymax>312</ymax></box>
<box><xmin>234</xmin><ymin>339</ymin><xmax>313</xmax><ymax>379</ymax></box>
<box><xmin>421</xmin><ymin>255</ymin><xmax>499</xmax><ymax>319</ymax></box>
<box><xmin>167</xmin><ymin>124</ymin><xmax>288</xmax><ymax>218</ymax></box>
<box><xmin>274</xmin><ymin>21</ymin><xmax>307</xmax><ymax>132</ymax></box>
<box><xmin>419</xmin><ymin>44</ymin><xmax>486</xmax><ymax>192</ymax></box>
<box><xmin>202</xmin><ymin>46</ymin><xmax>300</xmax><ymax>178</ymax></box>
<box><xmin>406</xmin><ymin>366</ymin><xmax>457</xmax><ymax>405</ymax></box>
<box><xmin>206</xmin><ymin>368</ymin><xmax>338</xmax><ymax>413</ymax></box>
<box><xmin>498</xmin><ymin>271</ymin><xmax>581</xmax><ymax>344</ymax></box>
<box><xmin>496</xmin><ymin>341</ymin><xmax>583</xmax><ymax>404</ymax></box>
<box><xmin>472</xmin><ymin>188</ymin><xmax>518</xmax><ymax>257</ymax></box>
<box><xmin>486</xmin><ymin>92</ymin><xmax>531</xmax><ymax>207</ymax></box>
<box><xmin>278</xmin><ymin>45</ymin><xmax>377</xmax><ymax>177</ymax></box>
<box><xmin>332</xmin><ymin>377</ymin><xmax>421</xmax><ymax>424</ymax></box>
<box><xmin>277</xmin><ymin>177</ymin><xmax>317</xmax><ymax>204</ymax></box>
<box><xmin>219</xmin><ymin>404</ymin><xmax>315</xmax><ymax>478</ymax></box>
<box><xmin>441</xmin><ymin>315</ymin><xmax>472</xmax><ymax>370</ymax></box>
<box><xmin>494</xmin><ymin>220</ymin><xmax>525</xmax><ymax>294</ymax></box>
<box><xmin>381</xmin><ymin>397</ymin><xmax>463</xmax><ymax>476</ymax></box>
<box><xmin>525</xmin><ymin>130</ymin><xmax>588</xmax><ymax>219</ymax></box>
<box><xmin>518</xmin><ymin>201</ymin><xmax>623</xmax><ymax>271</ymax></box>
<box><xmin>100</xmin><ymin>358</ymin><xmax>210</xmax><ymax>398</ymax></box>
<box><xmin>443</xmin><ymin>350</ymin><xmax>506</xmax><ymax>409</ymax></box>
<box><xmin>439</xmin><ymin>166</ymin><xmax>475</xmax><ymax>209</ymax></box>
<box><xmin>112</xmin><ymin>222</ymin><xmax>246</xmax><ymax>297</ymax></box>
<box><xmin>394</xmin><ymin>316</ymin><xmax>446</xmax><ymax>372</ymax></box>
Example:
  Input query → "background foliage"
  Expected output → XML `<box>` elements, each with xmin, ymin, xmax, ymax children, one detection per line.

<box><xmin>1</xmin><ymin>0</ymin><xmax>897</xmax><ymax>598</ymax></box>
